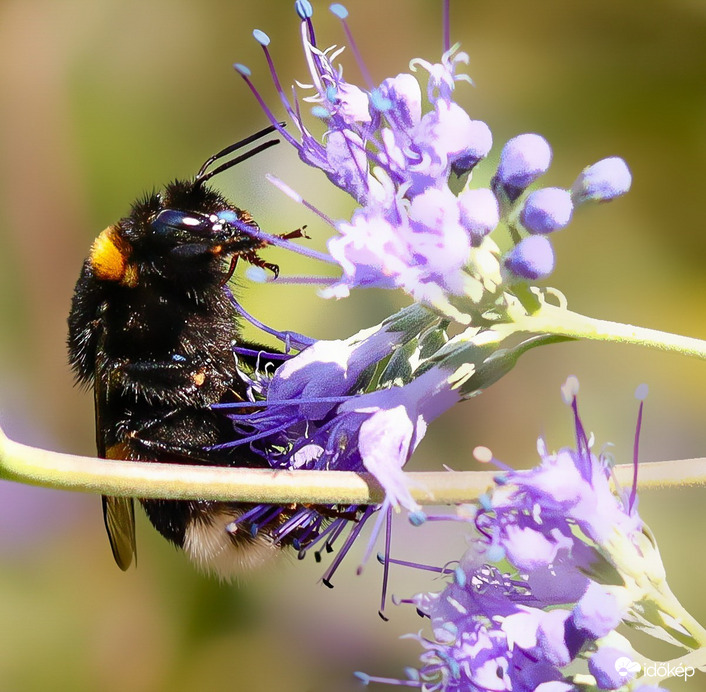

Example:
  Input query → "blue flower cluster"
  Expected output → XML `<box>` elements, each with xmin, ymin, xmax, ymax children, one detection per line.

<box><xmin>222</xmin><ymin>0</ymin><xmax>637</xmax><ymax>595</ymax></box>
<box><xmin>360</xmin><ymin>379</ymin><xmax>670</xmax><ymax>691</ymax></box>
<box><xmin>235</xmin><ymin>1</ymin><xmax>632</xmax><ymax>320</ymax></box>
<box><xmin>217</xmin><ymin>5</ymin><xmax>706</xmax><ymax>689</ymax></box>
<box><xmin>215</xmin><ymin>304</ymin><xmax>459</xmax><ymax>583</ymax></box>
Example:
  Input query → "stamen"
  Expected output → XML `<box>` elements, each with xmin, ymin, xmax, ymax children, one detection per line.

<box><xmin>226</xmin><ymin>503</ymin><xmax>277</xmax><ymax>532</ymax></box>
<box><xmin>321</xmin><ymin>505</ymin><xmax>376</xmax><ymax>587</ymax></box>
<box><xmin>321</xmin><ymin>516</ymin><xmax>350</xmax><ymax>554</ymax></box>
<box><xmin>214</xmin><ymin>395</ymin><xmax>351</xmax><ymax>412</ymax></box>
<box><xmin>272</xmin><ymin>507</ymin><xmax>312</xmax><ymax>541</ymax></box>
<box><xmin>472</xmin><ymin>445</ymin><xmax>513</xmax><ymax>473</ymax></box>
<box><xmin>560</xmin><ymin>377</ymin><xmax>592</xmax><ymax>482</ymax></box>
<box><xmin>420</xmin><ymin>513</ymin><xmax>475</xmax><ymax>523</ymax></box>
<box><xmin>630</xmin><ymin>384</ymin><xmax>648</xmax><ymax>513</ymax></box>
<box><xmin>231</xmin><ymin>346</ymin><xmax>291</xmax><ymax>361</ymax></box>
<box><xmin>329</xmin><ymin>4</ymin><xmax>375</xmax><ymax>90</ymax></box>
<box><xmin>294</xmin><ymin>0</ymin><xmax>313</xmax><ymax>20</ymax></box>
<box><xmin>208</xmin><ymin>419</ymin><xmax>295</xmax><ymax>450</ymax></box>
<box><xmin>247</xmin><ymin>271</ymin><xmax>338</xmax><ymax>286</ymax></box>
<box><xmin>265</xmin><ymin>174</ymin><xmax>337</xmax><ymax>227</ymax></box>
<box><xmin>253</xmin><ymin>30</ymin><xmax>300</xmax><ymax>123</ymax></box>
<box><xmin>442</xmin><ymin>0</ymin><xmax>451</xmax><ymax>54</ymax></box>
<box><xmin>293</xmin><ymin>515</ymin><xmax>325</xmax><ymax>553</ymax></box>
<box><xmin>570</xmin><ymin>394</ymin><xmax>592</xmax><ymax>481</ymax></box>
<box><xmin>250</xmin><ymin>505</ymin><xmax>285</xmax><ymax>536</ymax></box>
<box><xmin>294</xmin><ymin>0</ymin><xmax>317</xmax><ymax>46</ymax></box>
<box><xmin>378</xmin><ymin>504</ymin><xmax>393</xmax><ymax>620</ymax></box>
<box><xmin>224</xmin><ymin>215</ymin><xmax>336</xmax><ymax>265</ymax></box>
<box><xmin>233</xmin><ymin>65</ymin><xmax>301</xmax><ymax>150</ymax></box>
<box><xmin>358</xmin><ymin>500</ymin><xmax>389</xmax><ymax>570</ymax></box>
<box><xmin>354</xmin><ymin>671</ymin><xmax>422</xmax><ymax>688</ymax></box>
<box><xmin>227</xmin><ymin>292</ymin><xmax>315</xmax><ymax>350</ymax></box>
<box><xmin>377</xmin><ymin>555</ymin><xmax>455</xmax><ymax>575</ymax></box>
<box><xmin>300</xmin><ymin>516</ymin><xmax>347</xmax><ymax>559</ymax></box>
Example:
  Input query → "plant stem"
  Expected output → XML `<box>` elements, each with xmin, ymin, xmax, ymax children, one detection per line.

<box><xmin>518</xmin><ymin>303</ymin><xmax>706</xmax><ymax>360</ymax></box>
<box><xmin>2</xmin><ymin>428</ymin><xmax>705</xmax><ymax>505</ymax></box>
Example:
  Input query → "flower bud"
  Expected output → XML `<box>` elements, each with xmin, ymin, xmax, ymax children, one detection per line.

<box><xmin>571</xmin><ymin>156</ymin><xmax>631</xmax><ymax>204</ymax></box>
<box><xmin>520</xmin><ymin>187</ymin><xmax>573</xmax><ymax>234</ymax></box>
<box><xmin>495</xmin><ymin>133</ymin><xmax>552</xmax><ymax>201</ymax></box>
<box><xmin>450</xmin><ymin>119</ymin><xmax>493</xmax><ymax>176</ymax></box>
<box><xmin>504</xmin><ymin>235</ymin><xmax>555</xmax><ymax>279</ymax></box>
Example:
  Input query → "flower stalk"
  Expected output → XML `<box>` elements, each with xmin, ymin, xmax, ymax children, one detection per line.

<box><xmin>2</xmin><ymin>425</ymin><xmax>706</xmax><ymax>504</ymax></box>
<box><xmin>517</xmin><ymin>302</ymin><xmax>706</xmax><ymax>360</ymax></box>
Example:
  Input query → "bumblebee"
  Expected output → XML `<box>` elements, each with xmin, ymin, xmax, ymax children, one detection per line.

<box><xmin>67</xmin><ymin>126</ymin><xmax>290</xmax><ymax>578</ymax></box>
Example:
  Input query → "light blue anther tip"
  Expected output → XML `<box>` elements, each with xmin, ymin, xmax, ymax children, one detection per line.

<box><xmin>295</xmin><ymin>0</ymin><xmax>313</xmax><ymax>19</ymax></box>
<box><xmin>252</xmin><ymin>29</ymin><xmax>270</xmax><ymax>46</ymax></box>
<box><xmin>409</xmin><ymin>511</ymin><xmax>427</xmax><ymax>526</ymax></box>
<box><xmin>217</xmin><ymin>210</ymin><xmax>239</xmax><ymax>224</ymax></box>
<box><xmin>330</xmin><ymin>4</ymin><xmax>349</xmax><ymax>19</ymax></box>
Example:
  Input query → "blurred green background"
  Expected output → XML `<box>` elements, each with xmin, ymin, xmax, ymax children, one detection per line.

<box><xmin>1</xmin><ymin>0</ymin><xmax>705</xmax><ymax>690</ymax></box>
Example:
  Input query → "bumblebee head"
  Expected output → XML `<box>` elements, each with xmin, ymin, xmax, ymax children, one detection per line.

<box><xmin>87</xmin><ymin>125</ymin><xmax>280</xmax><ymax>288</ymax></box>
<box><xmin>88</xmin><ymin>183</ymin><xmax>263</xmax><ymax>288</ymax></box>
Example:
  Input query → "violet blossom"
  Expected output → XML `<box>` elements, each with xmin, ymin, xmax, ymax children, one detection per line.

<box><xmin>211</xmin><ymin>3</ymin><xmax>641</xmax><ymax>594</ymax></box>
<box><xmin>234</xmin><ymin>2</ymin><xmax>631</xmax><ymax>322</ymax></box>
<box><xmin>357</xmin><ymin>379</ymin><xmax>688</xmax><ymax>690</ymax></box>
<box><xmin>213</xmin><ymin>304</ymin><xmax>463</xmax><ymax>584</ymax></box>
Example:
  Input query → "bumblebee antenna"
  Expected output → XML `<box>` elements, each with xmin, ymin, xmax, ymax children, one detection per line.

<box><xmin>195</xmin><ymin>123</ymin><xmax>284</xmax><ymax>186</ymax></box>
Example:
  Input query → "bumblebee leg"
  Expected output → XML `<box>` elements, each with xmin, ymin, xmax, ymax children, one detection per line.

<box><xmin>277</xmin><ymin>225</ymin><xmax>309</xmax><ymax>240</ymax></box>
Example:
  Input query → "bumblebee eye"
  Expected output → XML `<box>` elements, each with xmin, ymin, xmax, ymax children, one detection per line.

<box><xmin>151</xmin><ymin>209</ymin><xmax>214</xmax><ymax>238</ymax></box>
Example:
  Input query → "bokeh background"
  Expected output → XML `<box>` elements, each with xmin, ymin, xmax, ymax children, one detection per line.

<box><xmin>1</xmin><ymin>1</ymin><xmax>705</xmax><ymax>690</ymax></box>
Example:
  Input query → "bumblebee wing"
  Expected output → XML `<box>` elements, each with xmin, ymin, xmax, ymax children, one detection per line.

<box><xmin>102</xmin><ymin>495</ymin><xmax>136</xmax><ymax>571</ymax></box>
<box><xmin>94</xmin><ymin>359</ymin><xmax>137</xmax><ymax>570</ymax></box>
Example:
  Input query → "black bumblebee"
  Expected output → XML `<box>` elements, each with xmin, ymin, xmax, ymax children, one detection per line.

<box><xmin>67</xmin><ymin>126</ymin><xmax>294</xmax><ymax>578</ymax></box>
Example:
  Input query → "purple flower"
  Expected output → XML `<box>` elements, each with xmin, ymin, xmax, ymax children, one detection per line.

<box><xmin>374</xmin><ymin>379</ymin><xmax>675</xmax><ymax>690</ymax></box>
<box><xmin>234</xmin><ymin>6</ymin><xmax>494</xmax><ymax>314</ymax></box>
<box><xmin>218</xmin><ymin>305</ymin><xmax>453</xmax><ymax>531</ymax></box>
<box><xmin>409</xmin><ymin>101</ymin><xmax>492</xmax><ymax>195</ymax></box>
<box><xmin>494</xmin><ymin>133</ymin><xmax>552</xmax><ymax>201</ymax></box>
<box><xmin>589</xmin><ymin>647</ymin><xmax>635</xmax><ymax>689</ymax></box>
<box><xmin>377</xmin><ymin>72</ymin><xmax>421</xmax><ymax>131</ymax></box>
<box><xmin>335</xmin><ymin>368</ymin><xmax>460</xmax><ymax>510</ymax></box>
<box><xmin>520</xmin><ymin>187</ymin><xmax>573</xmax><ymax>234</ymax></box>
<box><xmin>571</xmin><ymin>156</ymin><xmax>632</xmax><ymax>204</ymax></box>
<box><xmin>325</xmin><ymin>183</ymin><xmax>472</xmax><ymax>307</ymax></box>
<box><xmin>235</xmin><ymin>4</ymin><xmax>632</xmax><ymax>317</ymax></box>
<box><xmin>501</xmin><ymin>523</ymin><xmax>563</xmax><ymax>571</ymax></box>
<box><xmin>571</xmin><ymin>582</ymin><xmax>623</xmax><ymax>638</ymax></box>
<box><xmin>504</xmin><ymin>235</ymin><xmax>555</xmax><ymax>280</ymax></box>
<box><xmin>457</xmin><ymin>188</ymin><xmax>499</xmax><ymax>244</ymax></box>
<box><xmin>248</xmin><ymin>359</ymin><xmax>458</xmax><ymax>513</ymax></box>
<box><xmin>206</xmin><ymin>304</ymin><xmax>447</xmax><ymax>585</ymax></box>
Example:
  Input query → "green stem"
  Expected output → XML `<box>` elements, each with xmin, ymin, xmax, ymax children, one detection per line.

<box><xmin>517</xmin><ymin>303</ymin><xmax>706</xmax><ymax>359</ymax></box>
<box><xmin>1</xmin><ymin>427</ymin><xmax>705</xmax><ymax>504</ymax></box>
<box><xmin>651</xmin><ymin>579</ymin><xmax>706</xmax><ymax>651</ymax></box>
